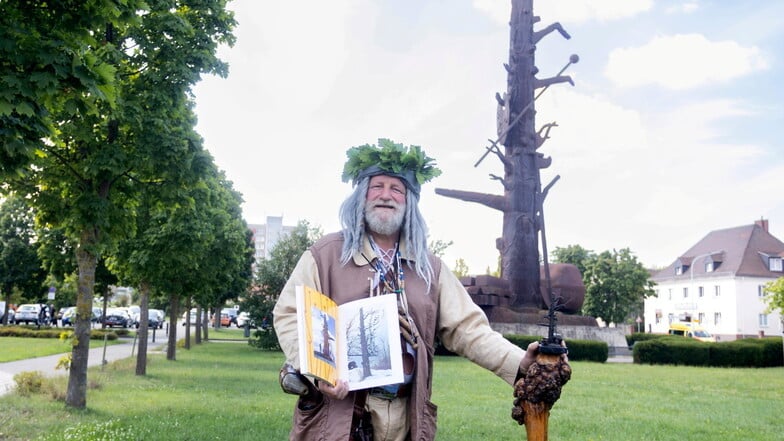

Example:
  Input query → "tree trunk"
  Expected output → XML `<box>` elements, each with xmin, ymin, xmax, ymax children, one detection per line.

<box><xmin>65</xmin><ymin>228</ymin><xmax>98</xmax><ymax>408</ymax></box>
<box><xmin>135</xmin><ymin>281</ymin><xmax>150</xmax><ymax>376</ymax></box>
<box><xmin>195</xmin><ymin>304</ymin><xmax>202</xmax><ymax>344</ymax></box>
<box><xmin>166</xmin><ymin>293</ymin><xmax>179</xmax><ymax>360</ymax></box>
<box><xmin>184</xmin><ymin>297</ymin><xmax>192</xmax><ymax>349</ymax></box>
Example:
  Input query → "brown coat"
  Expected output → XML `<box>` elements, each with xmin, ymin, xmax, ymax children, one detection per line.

<box><xmin>276</xmin><ymin>232</ymin><xmax>526</xmax><ymax>440</ymax></box>
<box><xmin>289</xmin><ymin>232</ymin><xmax>441</xmax><ymax>441</ymax></box>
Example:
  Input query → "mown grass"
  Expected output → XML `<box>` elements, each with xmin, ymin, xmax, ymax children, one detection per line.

<box><xmin>1</xmin><ymin>341</ymin><xmax>782</xmax><ymax>441</ymax></box>
<box><xmin>0</xmin><ymin>337</ymin><xmax>122</xmax><ymax>363</ymax></box>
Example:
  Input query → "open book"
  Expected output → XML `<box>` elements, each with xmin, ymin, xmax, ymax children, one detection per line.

<box><xmin>295</xmin><ymin>285</ymin><xmax>404</xmax><ymax>391</ymax></box>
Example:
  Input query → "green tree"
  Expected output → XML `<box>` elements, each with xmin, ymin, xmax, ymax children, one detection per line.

<box><xmin>0</xmin><ymin>194</ymin><xmax>46</xmax><ymax>323</ymax></box>
<box><xmin>428</xmin><ymin>239</ymin><xmax>453</xmax><ymax>258</ymax></box>
<box><xmin>551</xmin><ymin>244</ymin><xmax>594</xmax><ymax>277</ymax></box>
<box><xmin>582</xmin><ymin>248</ymin><xmax>655</xmax><ymax>326</ymax></box>
<box><xmin>1</xmin><ymin>1</ymin><xmax>236</xmax><ymax>408</ymax></box>
<box><xmin>243</xmin><ymin>221</ymin><xmax>321</xmax><ymax>349</ymax></box>
<box><xmin>453</xmin><ymin>258</ymin><xmax>470</xmax><ymax>278</ymax></box>
<box><xmin>763</xmin><ymin>277</ymin><xmax>784</xmax><ymax>313</ymax></box>
<box><xmin>763</xmin><ymin>277</ymin><xmax>784</xmax><ymax>356</ymax></box>
<box><xmin>0</xmin><ymin>1</ymin><xmax>143</xmax><ymax>176</ymax></box>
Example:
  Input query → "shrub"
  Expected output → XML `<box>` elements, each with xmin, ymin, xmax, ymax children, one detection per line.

<box><xmin>626</xmin><ymin>332</ymin><xmax>666</xmax><ymax>347</ymax></box>
<box><xmin>634</xmin><ymin>336</ymin><xmax>783</xmax><ymax>367</ymax></box>
<box><xmin>249</xmin><ymin>327</ymin><xmax>281</xmax><ymax>351</ymax></box>
<box><xmin>503</xmin><ymin>334</ymin><xmax>608</xmax><ymax>363</ymax></box>
<box><xmin>13</xmin><ymin>370</ymin><xmax>45</xmax><ymax>396</ymax></box>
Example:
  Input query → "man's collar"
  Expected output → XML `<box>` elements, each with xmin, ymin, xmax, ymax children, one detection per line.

<box><xmin>351</xmin><ymin>234</ymin><xmax>415</xmax><ymax>266</ymax></box>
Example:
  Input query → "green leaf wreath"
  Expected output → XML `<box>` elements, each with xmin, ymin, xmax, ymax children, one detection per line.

<box><xmin>341</xmin><ymin>138</ymin><xmax>441</xmax><ymax>185</ymax></box>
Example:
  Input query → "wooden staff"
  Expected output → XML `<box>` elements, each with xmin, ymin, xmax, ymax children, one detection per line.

<box><xmin>512</xmin><ymin>351</ymin><xmax>571</xmax><ymax>440</ymax></box>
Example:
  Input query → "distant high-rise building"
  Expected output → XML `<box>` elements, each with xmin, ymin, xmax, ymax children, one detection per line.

<box><xmin>248</xmin><ymin>216</ymin><xmax>296</xmax><ymax>268</ymax></box>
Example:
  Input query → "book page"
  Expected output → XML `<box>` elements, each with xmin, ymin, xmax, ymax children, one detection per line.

<box><xmin>296</xmin><ymin>285</ymin><xmax>340</xmax><ymax>385</ymax></box>
<box><xmin>337</xmin><ymin>294</ymin><xmax>404</xmax><ymax>391</ymax></box>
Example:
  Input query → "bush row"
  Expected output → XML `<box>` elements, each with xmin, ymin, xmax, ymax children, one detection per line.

<box><xmin>0</xmin><ymin>325</ymin><xmax>120</xmax><ymax>340</ymax></box>
<box><xmin>633</xmin><ymin>336</ymin><xmax>783</xmax><ymax>367</ymax></box>
<box><xmin>504</xmin><ymin>334</ymin><xmax>609</xmax><ymax>363</ymax></box>
<box><xmin>626</xmin><ymin>332</ymin><xmax>666</xmax><ymax>347</ymax></box>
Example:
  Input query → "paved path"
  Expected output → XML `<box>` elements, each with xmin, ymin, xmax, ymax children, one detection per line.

<box><xmin>0</xmin><ymin>335</ymin><xmax>167</xmax><ymax>396</ymax></box>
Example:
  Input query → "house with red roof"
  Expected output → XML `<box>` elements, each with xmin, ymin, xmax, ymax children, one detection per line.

<box><xmin>645</xmin><ymin>219</ymin><xmax>783</xmax><ymax>340</ymax></box>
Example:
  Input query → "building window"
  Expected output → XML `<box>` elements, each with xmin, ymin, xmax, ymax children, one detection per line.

<box><xmin>698</xmin><ymin>286</ymin><xmax>704</xmax><ymax>297</ymax></box>
<box><xmin>714</xmin><ymin>285</ymin><xmax>720</xmax><ymax>296</ymax></box>
<box><xmin>770</xmin><ymin>257</ymin><xmax>783</xmax><ymax>272</ymax></box>
<box><xmin>698</xmin><ymin>312</ymin><xmax>705</xmax><ymax>324</ymax></box>
<box><xmin>714</xmin><ymin>312</ymin><xmax>721</xmax><ymax>325</ymax></box>
<box><xmin>759</xmin><ymin>314</ymin><xmax>769</xmax><ymax>327</ymax></box>
<box><xmin>758</xmin><ymin>285</ymin><xmax>765</xmax><ymax>297</ymax></box>
<box><xmin>668</xmin><ymin>289</ymin><xmax>672</xmax><ymax>300</ymax></box>
<box><xmin>683</xmin><ymin>287</ymin><xmax>688</xmax><ymax>298</ymax></box>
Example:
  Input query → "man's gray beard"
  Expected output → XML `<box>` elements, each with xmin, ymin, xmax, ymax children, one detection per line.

<box><xmin>365</xmin><ymin>200</ymin><xmax>405</xmax><ymax>236</ymax></box>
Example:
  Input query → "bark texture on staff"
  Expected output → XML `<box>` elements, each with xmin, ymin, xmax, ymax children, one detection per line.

<box><xmin>511</xmin><ymin>353</ymin><xmax>571</xmax><ymax>440</ymax></box>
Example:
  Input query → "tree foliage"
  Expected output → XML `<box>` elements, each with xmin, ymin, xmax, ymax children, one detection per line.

<box><xmin>428</xmin><ymin>239</ymin><xmax>453</xmax><ymax>258</ymax></box>
<box><xmin>0</xmin><ymin>194</ymin><xmax>46</xmax><ymax>322</ymax></box>
<box><xmin>553</xmin><ymin>244</ymin><xmax>654</xmax><ymax>324</ymax></box>
<box><xmin>243</xmin><ymin>221</ymin><xmax>321</xmax><ymax>349</ymax></box>
<box><xmin>763</xmin><ymin>277</ymin><xmax>784</xmax><ymax>316</ymax></box>
<box><xmin>1</xmin><ymin>0</ymin><xmax>236</xmax><ymax>408</ymax></box>
<box><xmin>581</xmin><ymin>248</ymin><xmax>655</xmax><ymax>325</ymax></box>
<box><xmin>452</xmin><ymin>258</ymin><xmax>470</xmax><ymax>278</ymax></box>
<box><xmin>551</xmin><ymin>244</ymin><xmax>594</xmax><ymax>277</ymax></box>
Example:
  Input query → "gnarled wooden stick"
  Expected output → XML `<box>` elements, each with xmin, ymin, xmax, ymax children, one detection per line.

<box><xmin>511</xmin><ymin>353</ymin><xmax>571</xmax><ymax>440</ymax></box>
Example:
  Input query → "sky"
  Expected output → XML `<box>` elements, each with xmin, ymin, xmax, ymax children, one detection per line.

<box><xmin>192</xmin><ymin>0</ymin><xmax>784</xmax><ymax>273</ymax></box>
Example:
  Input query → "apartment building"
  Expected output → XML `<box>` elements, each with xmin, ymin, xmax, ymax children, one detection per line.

<box><xmin>645</xmin><ymin>219</ymin><xmax>783</xmax><ymax>340</ymax></box>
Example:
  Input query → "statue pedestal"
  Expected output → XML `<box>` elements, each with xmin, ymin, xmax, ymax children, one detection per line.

<box><xmin>459</xmin><ymin>274</ymin><xmax>628</xmax><ymax>351</ymax></box>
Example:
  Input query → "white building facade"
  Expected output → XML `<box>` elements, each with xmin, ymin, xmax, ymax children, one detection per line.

<box><xmin>645</xmin><ymin>220</ymin><xmax>783</xmax><ymax>341</ymax></box>
<box><xmin>248</xmin><ymin>216</ymin><xmax>296</xmax><ymax>269</ymax></box>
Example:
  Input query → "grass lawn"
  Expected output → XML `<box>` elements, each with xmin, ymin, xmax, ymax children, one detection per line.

<box><xmin>1</xmin><ymin>341</ymin><xmax>782</xmax><ymax>440</ymax></box>
<box><xmin>0</xmin><ymin>336</ymin><xmax>123</xmax><ymax>363</ymax></box>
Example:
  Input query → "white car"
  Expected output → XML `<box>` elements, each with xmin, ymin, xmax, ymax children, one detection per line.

<box><xmin>14</xmin><ymin>304</ymin><xmax>42</xmax><ymax>325</ymax></box>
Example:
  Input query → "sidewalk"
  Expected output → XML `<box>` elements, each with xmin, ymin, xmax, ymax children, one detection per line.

<box><xmin>0</xmin><ymin>335</ymin><xmax>166</xmax><ymax>396</ymax></box>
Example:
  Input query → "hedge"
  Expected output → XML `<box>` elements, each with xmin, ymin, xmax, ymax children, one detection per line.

<box><xmin>503</xmin><ymin>334</ymin><xmax>608</xmax><ymax>363</ymax></box>
<box><xmin>0</xmin><ymin>325</ymin><xmax>119</xmax><ymax>340</ymax></box>
<box><xmin>633</xmin><ymin>336</ymin><xmax>783</xmax><ymax>367</ymax></box>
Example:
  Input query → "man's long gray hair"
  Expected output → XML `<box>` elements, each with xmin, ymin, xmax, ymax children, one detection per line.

<box><xmin>339</xmin><ymin>177</ymin><xmax>435</xmax><ymax>290</ymax></box>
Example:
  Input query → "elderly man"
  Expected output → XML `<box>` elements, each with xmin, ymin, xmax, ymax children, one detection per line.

<box><xmin>273</xmin><ymin>139</ymin><xmax>544</xmax><ymax>441</ymax></box>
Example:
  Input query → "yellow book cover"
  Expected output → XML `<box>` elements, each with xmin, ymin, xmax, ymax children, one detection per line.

<box><xmin>295</xmin><ymin>285</ymin><xmax>404</xmax><ymax>390</ymax></box>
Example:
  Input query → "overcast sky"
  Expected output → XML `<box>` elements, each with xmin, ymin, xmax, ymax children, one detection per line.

<box><xmin>193</xmin><ymin>0</ymin><xmax>784</xmax><ymax>273</ymax></box>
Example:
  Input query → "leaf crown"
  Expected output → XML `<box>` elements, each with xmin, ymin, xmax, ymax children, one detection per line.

<box><xmin>341</xmin><ymin>138</ymin><xmax>441</xmax><ymax>196</ymax></box>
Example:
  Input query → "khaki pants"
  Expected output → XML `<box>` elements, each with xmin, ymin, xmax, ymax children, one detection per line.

<box><xmin>366</xmin><ymin>395</ymin><xmax>409</xmax><ymax>441</ymax></box>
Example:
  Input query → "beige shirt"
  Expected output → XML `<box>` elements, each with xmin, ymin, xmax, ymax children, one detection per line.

<box><xmin>273</xmin><ymin>236</ymin><xmax>524</xmax><ymax>385</ymax></box>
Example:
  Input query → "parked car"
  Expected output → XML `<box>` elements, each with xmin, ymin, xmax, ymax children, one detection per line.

<box><xmin>149</xmin><ymin>309</ymin><xmax>165</xmax><ymax>329</ymax></box>
<box><xmin>181</xmin><ymin>309</ymin><xmax>207</xmax><ymax>326</ymax></box>
<box><xmin>135</xmin><ymin>310</ymin><xmax>163</xmax><ymax>329</ymax></box>
<box><xmin>236</xmin><ymin>311</ymin><xmax>253</xmax><ymax>328</ymax></box>
<box><xmin>668</xmin><ymin>322</ymin><xmax>716</xmax><ymax>342</ymax></box>
<box><xmin>102</xmin><ymin>308</ymin><xmax>131</xmax><ymax>328</ymax></box>
<box><xmin>13</xmin><ymin>304</ymin><xmax>41</xmax><ymax>325</ymax></box>
<box><xmin>92</xmin><ymin>307</ymin><xmax>103</xmax><ymax>323</ymax></box>
<box><xmin>223</xmin><ymin>308</ymin><xmax>238</xmax><ymax>327</ymax></box>
<box><xmin>127</xmin><ymin>305</ymin><xmax>141</xmax><ymax>327</ymax></box>
<box><xmin>0</xmin><ymin>305</ymin><xmax>14</xmax><ymax>324</ymax></box>
<box><xmin>61</xmin><ymin>307</ymin><xmax>77</xmax><ymax>326</ymax></box>
<box><xmin>211</xmin><ymin>311</ymin><xmax>231</xmax><ymax>327</ymax></box>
